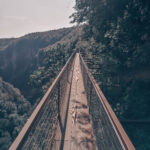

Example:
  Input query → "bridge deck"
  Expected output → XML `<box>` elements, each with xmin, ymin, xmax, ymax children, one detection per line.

<box><xmin>63</xmin><ymin>53</ymin><xmax>97</xmax><ymax>150</ymax></box>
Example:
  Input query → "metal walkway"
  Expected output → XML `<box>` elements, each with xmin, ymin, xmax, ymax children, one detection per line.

<box><xmin>63</xmin><ymin>53</ymin><xmax>97</xmax><ymax>149</ymax></box>
<box><xmin>9</xmin><ymin>52</ymin><xmax>135</xmax><ymax>150</ymax></box>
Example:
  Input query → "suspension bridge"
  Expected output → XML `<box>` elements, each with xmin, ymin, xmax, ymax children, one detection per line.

<box><xmin>9</xmin><ymin>51</ymin><xmax>135</xmax><ymax>150</ymax></box>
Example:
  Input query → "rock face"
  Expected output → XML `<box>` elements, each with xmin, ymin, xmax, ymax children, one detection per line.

<box><xmin>0</xmin><ymin>77</ymin><xmax>31</xmax><ymax>150</ymax></box>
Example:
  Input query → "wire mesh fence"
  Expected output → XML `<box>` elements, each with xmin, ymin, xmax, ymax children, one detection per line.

<box><xmin>9</xmin><ymin>51</ymin><xmax>76</xmax><ymax>150</ymax></box>
<box><xmin>79</xmin><ymin>54</ymin><xmax>126</xmax><ymax>150</ymax></box>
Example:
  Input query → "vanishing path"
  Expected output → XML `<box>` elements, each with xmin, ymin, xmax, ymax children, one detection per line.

<box><xmin>63</xmin><ymin>53</ymin><xmax>97</xmax><ymax>150</ymax></box>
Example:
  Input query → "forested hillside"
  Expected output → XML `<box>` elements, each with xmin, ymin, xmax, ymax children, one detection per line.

<box><xmin>71</xmin><ymin>0</ymin><xmax>150</xmax><ymax>149</ymax></box>
<box><xmin>0</xmin><ymin>78</ymin><xmax>31</xmax><ymax>150</ymax></box>
<box><xmin>0</xmin><ymin>27</ymin><xmax>78</xmax><ymax>104</ymax></box>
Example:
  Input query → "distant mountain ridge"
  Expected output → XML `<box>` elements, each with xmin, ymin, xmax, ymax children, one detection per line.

<box><xmin>0</xmin><ymin>27</ymin><xmax>78</xmax><ymax>103</ymax></box>
<box><xmin>0</xmin><ymin>38</ymin><xmax>16</xmax><ymax>51</ymax></box>
<box><xmin>0</xmin><ymin>77</ymin><xmax>31</xmax><ymax>150</ymax></box>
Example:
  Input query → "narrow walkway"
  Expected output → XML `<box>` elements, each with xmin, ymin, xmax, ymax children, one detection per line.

<box><xmin>63</xmin><ymin>53</ymin><xmax>97</xmax><ymax>150</ymax></box>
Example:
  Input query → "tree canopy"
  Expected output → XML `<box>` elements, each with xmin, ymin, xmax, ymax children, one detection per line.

<box><xmin>71</xmin><ymin>0</ymin><xmax>150</xmax><ymax>149</ymax></box>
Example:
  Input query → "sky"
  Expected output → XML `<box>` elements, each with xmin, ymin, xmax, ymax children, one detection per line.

<box><xmin>0</xmin><ymin>0</ymin><xmax>75</xmax><ymax>38</ymax></box>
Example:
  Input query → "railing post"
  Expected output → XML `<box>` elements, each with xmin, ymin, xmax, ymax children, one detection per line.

<box><xmin>57</xmin><ymin>80</ymin><xmax>63</xmax><ymax>134</ymax></box>
<box><xmin>89</xmin><ymin>82</ymin><xmax>93</xmax><ymax>112</ymax></box>
<box><xmin>67</xmin><ymin>67</ymin><xmax>69</xmax><ymax>83</ymax></box>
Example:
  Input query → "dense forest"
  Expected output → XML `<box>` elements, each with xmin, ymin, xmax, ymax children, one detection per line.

<box><xmin>0</xmin><ymin>0</ymin><xmax>150</xmax><ymax>149</ymax></box>
<box><xmin>0</xmin><ymin>78</ymin><xmax>31</xmax><ymax>149</ymax></box>
<box><xmin>71</xmin><ymin>0</ymin><xmax>150</xmax><ymax>149</ymax></box>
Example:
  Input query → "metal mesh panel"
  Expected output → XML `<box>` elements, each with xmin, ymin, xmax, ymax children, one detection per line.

<box><xmin>10</xmin><ymin>51</ymin><xmax>76</xmax><ymax>150</ymax></box>
<box><xmin>80</xmin><ymin>55</ymin><xmax>124</xmax><ymax>150</ymax></box>
<box><xmin>21</xmin><ymin>89</ymin><xmax>58</xmax><ymax>150</ymax></box>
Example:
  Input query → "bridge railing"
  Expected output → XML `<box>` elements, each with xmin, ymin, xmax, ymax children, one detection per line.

<box><xmin>9</xmin><ymin>50</ymin><xmax>76</xmax><ymax>150</ymax></box>
<box><xmin>79</xmin><ymin>54</ymin><xmax>135</xmax><ymax>150</ymax></box>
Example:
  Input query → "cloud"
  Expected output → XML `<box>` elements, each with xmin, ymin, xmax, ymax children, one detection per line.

<box><xmin>0</xmin><ymin>0</ymin><xmax>75</xmax><ymax>38</ymax></box>
<box><xmin>0</xmin><ymin>15</ymin><xmax>35</xmax><ymax>26</ymax></box>
<box><xmin>4</xmin><ymin>16</ymin><xmax>29</xmax><ymax>22</ymax></box>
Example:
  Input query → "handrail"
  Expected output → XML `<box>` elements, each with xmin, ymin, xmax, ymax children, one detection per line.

<box><xmin>79</xmin><ymin>53</ymin><xmax>135</xmax><ymax>150</ymax></box>
<box><xmin>9</xmin><ymin>50</ymin><xmax>77</xmax><ymax>150</ymax></box>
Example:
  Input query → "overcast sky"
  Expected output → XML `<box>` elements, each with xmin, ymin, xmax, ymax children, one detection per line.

<box><xmin>0</xmin><ymin>0</ymin><xmax>75</xmax><ymax>38</ymax></box>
